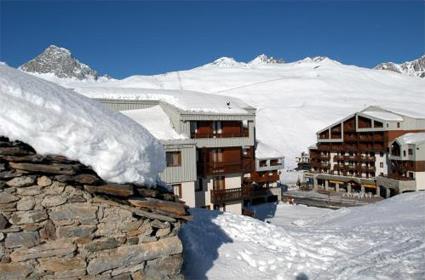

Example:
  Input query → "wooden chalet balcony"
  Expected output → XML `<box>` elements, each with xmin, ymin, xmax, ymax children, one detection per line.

<box><xmin>251</xmin><ymin>172</ymin><xmax>279</xmax><ymax>183</ymax></box>
<box><xmin>198</xmin><ymin>160</ymin><xmax>254</xmax><ymax>176</ymax></box>
<box><xmin>319</xmin><ymin>154</ymin><xmax>330</xmax><ymax>160</ymax></box>
<box><xmin>211</xmin><ymin>188</ymin><xmax>242</xmax><ymax>204</ymax></box>
<box><xmin>191</xmin><ymin>129</ymin><xmax>249</xmax><ymax>139</ymax></box>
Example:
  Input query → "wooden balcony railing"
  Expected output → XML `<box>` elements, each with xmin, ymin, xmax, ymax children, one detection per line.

<box><xmin>211</xmin><ymin>188</ymin><xmax>242</xmax><ymax>204</ymax></box>
<box><xmin>191</xmin><ymin>129</ymin><xmax>249</xmax><ymax>139</ymax></box>
<box><xmin>251</xmin><ymin>172</ymin><xmax>279</xmax><ymax>183</ymax></box>
<box><xmin>198</xmin><ymin>160</ymin><xmax>254</xmax><ymax>176</ymax></box>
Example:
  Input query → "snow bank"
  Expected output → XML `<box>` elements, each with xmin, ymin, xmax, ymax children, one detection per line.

<box><xmin>0</xmin><ymin>64</ymin><xmax>165</xmax><ymax>185</ymax></box>
<box><xmin>181</xmin><ymin>192</ymin><xmax>425</xmax><ymax>279</ymax></box>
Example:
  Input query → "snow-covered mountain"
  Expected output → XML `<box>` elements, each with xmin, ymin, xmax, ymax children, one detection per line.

<box><xmin>16</xmin><ymin>51</ymin><xmax>425</xmax><ymax>168</ymax></box>
<box><xmin>19</xmin><ymin>45</ymin><xmax>110</xmax><ymax>80</ymax></box>
<box><xmin>374</xmin><ymin>55</ymin><xmax>425</xmax><ymax>78</ymax></box>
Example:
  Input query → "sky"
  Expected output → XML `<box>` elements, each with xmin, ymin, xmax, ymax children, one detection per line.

<box><xmin>1</xmin><ymin>1</ymin><xmax>424</xmax><ymax>78</ymax></box>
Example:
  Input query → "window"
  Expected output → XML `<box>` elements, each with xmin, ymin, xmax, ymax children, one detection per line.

<box><xmin>408</xmin><ymin>149</ymin><xmax>413</xmax><ymax>155</ymax></box>
<box><xmin>166</xmin><ymin>151</ymin><xmax>181</xmax><ymax>167</ymax></box>
<box><xmin>397</xmin><ymin>122</ymin><xmax>400</xmax><ymax>128</ymax></box>
<box><xmin>211</xmin><ymin>148</ymin><xmax>223</xmax><ymax>162</ymax></box>
<box><xmin>379</xmin><ymin>152</ymin><xmax>384</xmax><ymax>157</ymax></box>
<box><xmin>380</xmin><ymin>162</ymin><xmax>384</xmax><ymax>168</ymax></box>
<box><xmin>172</xmin><ymin>184</ymin><xmax>182</xmax><ymax>198</ymax></box>
<box><xmin>213</xmin><ymin>176</ymin><xmax>225</xmax><ymax>190</ymax></box>
<box><xmin>190</xmin><ymin>122</ymin><xmax>198</xmax><ymax>135</ymax></box>
<box><xmin>213</xmin><ymin>121</ymin><xmax>222</xmax><ymax>134</ymax></box>
<box><xmin>403</xmin><ymin>150</ymin><xmax>406</xmax><ymax>157</ymax></box>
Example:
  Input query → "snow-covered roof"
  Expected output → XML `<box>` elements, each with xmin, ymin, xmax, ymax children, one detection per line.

<box><xmin>361</xmin><ymin>110</ymin><xmax>403</xmax><ymax>121</ymax></box>
<box><xmin>256</xmin><ymin>142</ymin><xmax>284</xmax><ymax>160</ymax></box>
<box><xmin>0</xmin><ymin>64</ymin><xmax>165</xmax><ymax>185</ymax></box>
<box><xmin>121</xmin><ymin>106</ymin><xmax>186</xmax><ymax>141</ymax></box>
<box><xmin>395</xmin><ymin>132</ymin><xmax>425</xmax><ymax>145</ymax></box>
<box><xmin>75</xmin><ymin>87</ymin><xmax>254</xmax><ymax>115</ymax></box>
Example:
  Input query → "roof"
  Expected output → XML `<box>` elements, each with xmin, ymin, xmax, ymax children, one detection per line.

<box><xmin>75</xmin><ymin>86</ymin><xmax>254</xmax><ymax>115</ymax></box>
<box><xmin>121</xmin><ymin>106</ymin><xmax>186</xmax><ymax>141</ymax></box>
<box><xmin>256</xmin><ymin>141</ymin><xmax>284</xmax><ymax>160</ymax></box>
<box><xmin>395</xmin><ymin>132</ymin><xmax>425</xmax><ymax>146</ymax></box>
<box><xmin>361</xmin><ymin>110</ymin><xmax>403</xmax><ymax>121</ymax></box>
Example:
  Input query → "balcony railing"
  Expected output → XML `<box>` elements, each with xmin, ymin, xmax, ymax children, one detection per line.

<box><xmin>198</xmin><ymin>160</ymin><xmax>254</xmax><ymax>176</ymax></box>
<box><xmin>191</xmin><ymin>129</ymin><xmax>249</xmax><ymax>139</ymax></box>
<box><xmin>211</xmin><ymin>188</ymin><xmax>242</xmax><ymax>204</ymax></box>
<box><xmin>251</xmin><ymin>172</ymin><xmax>279</xmax><ymax>183</ymax></box>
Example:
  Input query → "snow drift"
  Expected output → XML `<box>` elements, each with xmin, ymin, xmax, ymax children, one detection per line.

<box><xmin>181</xmin><ymin>192</ymin><xmax>425</xmax><ymax>279</ymax></box>
<box><xmin>0</xmin><ymin>64</ymin><xmax>165</xmax><ymax>185</ymax></box>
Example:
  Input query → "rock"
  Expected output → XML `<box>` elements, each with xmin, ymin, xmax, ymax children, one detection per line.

<box><xmin>9</xmin><ymin>210</ymin><xmax>47</xmax><ymax>225</ymax></box>
<box><xmin>151</xmin><ymin>219</ymin><xmax>169</xmax><ymax>229</ymax></box>
<box><xmin>5</xmin><ymin>231</ymin><xmax>40</xmax><ymax>248</ymax></box>
<box><xmin>86</xmin><ymin>236</ymin><xmax>182</xmax><ymax>275</ymax></box>
<box><xmin>6</xmin><ymin>175</ymin><xmax>36</xmax><ymax>187</ymax></box>
<box><xmin>0</xmin><ymin>262</ymin><xmax>33</xmax><ymax>279</ymax></box>
<box><xmin>55</xmin><ymin>268</ymin><xmax>87</xmax><ymax>278</ymax></box>
<box><xmin>145</xmin><ymin>255</ymin><xmax>183</xmax><ymax>278</ymax></box>
<box><xmin>45</xmin><ymin>181</ymin><xmax>65</xmax><ymax>194</ymax></box>
<box><xmin>96</xmin><ymin>207</ymin><xmax>134</xmax><ymax>236</ymax></box>
<box><xmin>128</xmin><ymin>198</ymin><xmax>187</xmax><ymax>217</ymax></box>
<box><xmin>111</xmin><ymin>263</ymin><xmax>144</xmax><ymax>277</ymax></box>
<box><xmin>49</xmin><ymin>203</ymin><xmax>98</xmax><ymax>225</ymax></box>
<box><xmin>39</xmin><ymin>220</ymin><xmax>56</xmax><ymax>240</ymax></box>
<box><xmin>0</xmin><ymin>192</ymin><xmax>19</xmax><ymax>204</ymax></box>
<box><xmin>0</xmin><ymin>214</ymin><xmax>9</xmax><ymax>229</ymax></box>
<box><xmin>0</xmin><ymin>232</ymin><xmax>4</xmax><ymax>241</ymax></box>
<box><xmin>0</xmin><ymin>146</ymin><xmax>33</xmax><ymax>156</ymax></box>
<box><xmin>156</xmin><ymin>227</ymin><xmax>171</xmax><ymax>238</ymax></box>
<box><xmin>57</xmin><ymin>225</ymin><xmax>96</xmax><ymax>239</ymax></box>
<box><xmin>0</xmin><ymin>202</ymin><xmax>16</xmax><ymax>211</ymax></box>
<box><xmin>74</xmin><ymin>174</ymin><xmax>101</xmax><ymax>185</ymax></box>
<box><xmin>41</xmin><ymin>195</ymin><xmax>67</xmax><ymax>208</ymax></box>
<box><xmin>0</xmin><ymin>163</ymin><xmax>5</xmax><ymax>171</ymax></box>
<box><xmin>37</xmin><ymin>176</ymin><xmax>52</xmax><ymax>187</ymax></box>
<box><xmin>8</xmin><ymin>162</ymin><xmax>78</xmax><ymax>175</ymax></box>
<box><xmin>68</xmin><ymin>195</ymin><xmax>86</xmax><ymax>203</ymax></box>
<box><xmin>39</xmin><ymin>256</ymin><xmax>86</xmax><ymax>272</ymax></box>
<box><xmin>132</xmin><ymin>208</ymin><xmax>176</xmax><ymax>223</ymax></box>
<box><xmin>84</xmin><ymin>184</ymin><xmax>134</xmax><ymax>198</ymax></box>
<box><xmin>16</xmin><ymin>185</ymin><xmax>41</xmax><ymax>196</ymax></box>
<box><xmin>84</xmin><ymin>237</ymin><xmax>121</xmax><ymax>252</ymax></box>
<box><xmin>10</xmin><ymin>239</ymin><xmax>75</xmax><ymax>262</ymax></box>
<box><xmin>16</xmin><ymin>196</ymin><xmax>35</xmax><ymax>211</ymax></box>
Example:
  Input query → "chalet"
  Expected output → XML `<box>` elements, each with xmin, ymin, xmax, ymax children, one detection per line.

<box><xmin>306</xmin><ymin>106</ymin><xmax>425</xmax><ymax>197</ymax></box>
<box><xmin>83</xmin><ymin>88</ymin><xmax>284</xmax><ymax>214</ymax></box>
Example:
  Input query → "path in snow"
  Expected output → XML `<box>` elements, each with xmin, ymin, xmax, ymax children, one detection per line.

<box><xmin>180</xmin><ymin>192</ymin><xmax>425</xmax><ymax>280</ymax></box>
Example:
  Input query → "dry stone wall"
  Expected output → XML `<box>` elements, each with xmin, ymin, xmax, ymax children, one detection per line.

<box><xmin>0</xmin><ymin>136</ymin><xmax>190</xmax><ymax>280</ymax></box>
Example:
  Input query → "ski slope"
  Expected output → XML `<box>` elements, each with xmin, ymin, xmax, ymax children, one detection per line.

<box><xmin>180</xmin><ymin>192</ymin><xmax>425</xmax><ymax>280</ymax></box>
<box><xmin>26</xmin><ymin>56</ymin><xmax>425</xmax><ymax>168</ymax></box>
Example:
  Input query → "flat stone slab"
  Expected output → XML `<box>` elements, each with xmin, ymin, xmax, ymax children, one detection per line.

<box><xmin>10</xmin><ymin>239</ymin><xmax>76</xmax><ymax>262</ymax></box>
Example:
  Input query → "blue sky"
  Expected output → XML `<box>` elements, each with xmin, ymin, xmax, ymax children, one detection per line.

<box><xmin>1</xmin><ymin>1</ymin><xmax>424</xmax><ymax>78</ymax></box>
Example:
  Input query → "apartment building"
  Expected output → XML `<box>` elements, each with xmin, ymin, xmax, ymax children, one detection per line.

<box><xmin>306</xmin><ymin>106</ymin><xmax>425</xmax><ymax>196</ymax></box>
<box><xmin>376</xmin><ymin>132</ymin><xmax>425</xmax><ymax>197</ymax></box>
<box><xmin>295</xmin><ymin>152</ymin><xmax>310</xmax><ymax>171</ymax></box>
<box><xmin>87</xmin><ymin>88</ymin><xmax>282</xmax><ymax>214</ymax></box>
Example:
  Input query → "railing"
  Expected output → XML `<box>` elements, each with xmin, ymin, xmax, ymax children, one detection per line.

<box><xmin>191</xmin><ymin>130</ymin><xmax>249</xmax><ymax>139</ymax></box>
<box><xmin>211</xmin><ymin>188</ymin><xmax>242</xmax><ymax>204</ymax></box>
<box><xmin>199</xmin><ymin>160</ymin><xmax>254</xmax><ymax>176</ymax></box>
<box><xmin>251</xmin><ymin>172</ymin><xmax>279</xmax><ymax>183</ymax></box>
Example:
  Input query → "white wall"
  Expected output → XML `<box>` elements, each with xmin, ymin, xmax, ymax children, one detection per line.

<box><xmin>180</xmin><ymin>181</ymin><xmax>196</xmax><ymax>208</ymax></box>
<box><xmin>225</xmin><ymin>202</ymin><xmax>242</xmax><ymax>215</ymax></box>
<box><xmin>415</xmin><ymin>172</ymin><xmax>425</xmax><ymax>191</ymax></box>
<box><xmin>375</xmin><ymin>153</ymin><xmax>388</xmax><ymax>176</ymax></box>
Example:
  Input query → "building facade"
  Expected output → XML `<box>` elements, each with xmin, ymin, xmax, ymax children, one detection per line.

<box><xmin>306</xmin><ymin>106</ymin><xmax>425</xmax><ymax>196</ymax></box>
<box><xmin>376</xmin><ymin>133</ymin><xmax>425</xmax><ymax>196</ymax></box>
<box><xmin>94</xmin><ymin>90</ymin><xmax>282</xmax><ymax>214</ymax></box>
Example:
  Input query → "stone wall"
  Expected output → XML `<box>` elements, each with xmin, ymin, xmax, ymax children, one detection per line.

<box><xmin>0</xmin><ymin>137</ymin><xmax>190</xmax><ymax>280</ymax></box>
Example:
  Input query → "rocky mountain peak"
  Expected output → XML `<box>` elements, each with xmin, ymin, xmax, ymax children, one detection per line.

<box><xmin>248</xmin><ymin>54</ymin><xmax>284</xmax><ymax>65</ymax></box>
<box><xmin>20</xmin><ymin>45</ymin><xmax>107</xmax><ymax>80</ymax></box>
<box><xmin>374</xmin><ymin>55</ymin><xmax>425</xmax><ymax>78</ymax></box>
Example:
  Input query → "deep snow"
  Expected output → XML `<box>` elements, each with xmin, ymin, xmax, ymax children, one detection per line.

<box><xmin>180</xmin><ymin>192</ymin><xmax>425</xmax><ymax>280</ymax></box>
<box><xmin>0</xmin><ymin>64</ymin><xmax>165</xmax><ymax>185</ymax></box>
<box><xmin>36</xmin><ymin>56</ymin><xmax>425</xmax><ymax>168</ymax></box>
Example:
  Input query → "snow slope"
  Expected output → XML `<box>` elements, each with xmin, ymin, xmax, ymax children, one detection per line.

<box><xmin>0</xmin><ymin>64</ymin><xmax>165</xmax><ymax>185</ymax></box>
<box><xmin>181</xmin><ymin>192</ymin><xmax>425</xmax><ymax>280</ymax></box>
<box><xmin>22</xmin><ymin>55</ymin><xmax>425</xmax><ymax>168</ymax></box>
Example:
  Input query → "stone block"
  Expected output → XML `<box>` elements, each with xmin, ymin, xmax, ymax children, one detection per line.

<box><xmin>6</xmin><ymin>175</ymin><xmax>36</xmax><ymax>188</ymax></box>
<box><xmin>41</xmin><ymin>195</ymin><xmax>67</xmax><ymax>208</ymax></box>
<box><xmin>9</xmin><ymin>210</ymin><xmax>47</xmax><ymax>225</ymax></box>
<box><xmin>10</xmin><ymin>239</ymin><xmax>75</xmax><ymax>262</ymax></box>
<box><xmin>5</xmin><ymin>231</ymin><xmax>40</xmax><ymax>248</ymax></box>
<box><xmin>0</xmin><ymin>192</ymin><xmax>19</xmax><ymax>204</ymax></box>
<box><xmin>16</xmin><ymin>196</ymin><xmax>35</xmax><ymax>211</ymax></box>
<box><xmin>0</xmin><ymin>262</ymin><xmax>33</xmax><ymax>280</ymax></box>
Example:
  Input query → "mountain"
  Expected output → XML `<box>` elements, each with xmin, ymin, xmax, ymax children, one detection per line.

<box><xmin>248</xmin><ymin>54</ymin><xmax>285</xmax><ymax>65</ymax></box>
<box><xmin>374</xmin><ymin>55</ymin><xmax>425</xmax><ymax>78</ymax></box>
<box><xmin>17</xmin><ymin>52</ymin><xmax>425</xmax><ymax>169</ymax></box>
<box><xmin>19</xmin><ymin>45</ymin><xmax>110</xmax><ymax>80</ymax></box>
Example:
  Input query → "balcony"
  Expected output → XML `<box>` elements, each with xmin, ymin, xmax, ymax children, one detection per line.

<box><xmin>251</xmin><ymin>171</ymin><xmax>279</xmax><ymax>183</ymax></box>
<box><xmin>198</xmin><ymin>160</ymin><xmax>254</xmax><ymax>176</ymax></box>
<box><xmin>211</xmin><ymin>188</ymin><xmax>242</xmax><ymax>204</ymax></box>
<box><xmin>191</xmin><ymin>129</ymin><xmax>249</xmax><ymax>139</ymax></box>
